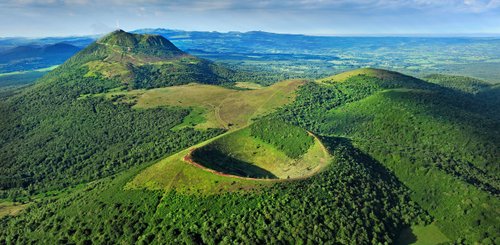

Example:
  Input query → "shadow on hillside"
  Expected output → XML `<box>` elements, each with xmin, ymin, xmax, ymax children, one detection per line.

<box><xmin>318</xmin><ymin>136</ymin><xmax>430</xmax><ymax>241</ymax></box>
<box><xmin>320</xmin><ymin>136</ymin><xmax>407</xmax><ymax>187</ymax></box>
<box><xmin>395</xmin><ymin>226</ymin><xmax>418</xmax><ymax>245</ymax></box>
<box><xmin>191</xmin><ymin>148</ymin><xmax>278</xmax><ymax>179</ymax></box>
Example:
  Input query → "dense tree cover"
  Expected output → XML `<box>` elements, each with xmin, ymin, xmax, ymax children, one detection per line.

<box><xmin>250</xmin><ymin>119</ymin><xmax>314</xmax><ymax>159</ymax></box>
<box><xmin>98</xmin><ymin>30</ymin><xmax>185</xmax><ymax>59</ymax></box>
<box><xmin>477</xmin><ymin>85</ymin><xmax>500</xmax><ymax>113</ymax></box>
<box><xmin>424</xmin><ymin>74</ymin><xmax>491</xmax><ymax>94</ymax></box>
<box><xmin>222</xmin><ymin>64</ymin><xmax>315</xmax><ymax>86</ymax></box>
<box><xmin>0</xmin><ymin>71</ymin><xmax>47</xmax><ymax>89</ymax></box>
<box><xmin>58</xmin><ymin>30</ymin><xmax>237</xmax><ymax>90</ymax></box>
<box><xmin>274</xmin><ymin>74</ymin><xmax>500</xmax><ymax>243</ymax></box>
<box><xmin>0</xmin><ymin>137</ymin><xmax>428</xmax><ymax>244</ymax></box>
<box><xmin>0</xmin><ymin>57</ymin><xmax>224</xmax><ymax>199</ymax></box>
<box><xmin>1</xmin><ymin>29</ymin><xmax>498</xmax><ymax>244</ymax></box>
<box><xmin>132</xmin><ymin>58</ymin><xmax>233</xmax><ymax>89</ymax></box>
<box><xmin>424</xmin><ymin>74</ymin><xmax>500</xmax><ymax>108</ymax></box>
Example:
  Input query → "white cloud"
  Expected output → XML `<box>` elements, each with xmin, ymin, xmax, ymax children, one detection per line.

<box><xmin>2</xmin><ymin>0</ymin><xmax>499</xmax><ymax>13</ymax></box>
<box><xmin>1</xmin><ymin>0</ymin><xmax>499</xmax><ymax>36</ymax></box>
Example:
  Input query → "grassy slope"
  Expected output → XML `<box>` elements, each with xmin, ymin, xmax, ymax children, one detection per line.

<box><xmin>318</xmin><ymin>68</ymin><xmax>411</xmax><ymax>83</ymax></box>
<box><xmin>396</xmin><ymin>224</ymin><xmax>449</xmax><ymax>245</ymax></box>
<box><xmin>126</xmin><ymin>131</ymin><xmax>267</xmax><ymax>195</ymax></box>
<box><xmin>319</xmin><ymin>88</ymin><xmax>499</xmax><ymax>242</ymax></box>
<box><xmin>4</xmin><ymin>65</ymin><xmax>496</xmax><ymax>243</ymax></box>
<box><xmin>0</xmin><ymin>202</ymin><xmax>28</xmax><ymax>218</ymax></box>
<box><xmin>234</xmin><ymin>81</ymin><xmax>264</xmax><ymax>89</ymax></box>
<box><xmin>2</xmin><ymin>136</ymin><xmax>425</xmax><ymax>244</ymax></box>
<box><xmin>62</xmin><ymin>30</ymin><xmax>233</xmax><ymax>90</ymax></box>
<box><xmin>123</xmin><ymin>79</ymin><xmax>323</xmax><ymax>193</ymax></box>
<box><xmin>106</xmin><ymin>79</ymin><xmax>305</xmax><ymax>129</ymax></box>
<box><xmin>127</xmin><ymin>126</ymin><xmax>330</xmax><ymax>193</ymax></box>
<box><xmin>192</xmin><ymin>128</ymin><xmax>330</xmax><ymax>179</ymax></box>
<box><xmin>273</xmin><ymin>68</ymin><xmax>499</xmax><ymax>243</ymax></box>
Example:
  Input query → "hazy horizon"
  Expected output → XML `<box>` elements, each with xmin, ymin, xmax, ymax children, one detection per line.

<box><xmin>1</xmin><ymin>0</ymin><xmax>499</xmax><ymax>38</ymax></box>
<box><xmin>2</xmin><ymin>27</ymin><xmax>500</xmax><ymax>39</ymax></box>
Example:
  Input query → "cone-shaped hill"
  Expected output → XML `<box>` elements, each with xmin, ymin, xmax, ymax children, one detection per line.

<box><xmin>50</xmin><ymin>30</ymin><xmax>234</xmax><ymax>90</ymax></box>
<box><xmin>317</xmin><ymin>68</ymin><xmax>433</xmax><ymax>89</ymax></box>
<box><xmin>97</xmin><ymin>29</ymin><xmax>185</xmax><ymax>58</ymax></box>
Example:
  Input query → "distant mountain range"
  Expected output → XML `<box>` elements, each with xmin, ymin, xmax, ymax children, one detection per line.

<box><xmin>0</xmin><ymin>42</ymin><xmax>80</xmax><ymax>73</ymax></box>
<box><xmin>2</xmin><ymin>28</ymin><xmax>500</xmax><ymax>81</ymax></box>
<box><xmin>0</xmin><ymin>43</ymin><xmax>80</xmax><ymax>62</ymax></box>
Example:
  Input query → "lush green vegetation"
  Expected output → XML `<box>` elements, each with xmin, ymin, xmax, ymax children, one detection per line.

<box><xmin>0</xmin><ymin>137</ymin><xmax>427</xmax><ymax>244</ymax></box>
<box><xmin>250</xmin><ymin>119</ymin><xmax>314</xmax><ymax>159</ymax></box>
<box><xmin>0</xmin><ymin>32</ymin><xmax>226</xmax><ymax>199</ymax></box>
<box><xmin>97</xmin><ymin>30</ymin><xmax>184</xmax><ymax>58</ymax></box>
<box><xmin>1</xmin><ymin>28</ymin><xmax>498</xmax><ymax>244</ymax></box>
<box><xmin>424</xmin><ymin>73</ymin><xmax>491</xmax><ymax>94</ymax></box>
<box><xmin>190</xmin><ymin>127</ymin><xmax>328</xmax><ymax>179</ymax></box>
<box><xmin>122</xmin><ymin>79</ymin><xmax>304</xmax><ymax>129</ymax></box>
<box><xmin>274</xmin><ymin>69</ymin><xmax>499</xmax><ymax>243</ymax></box>
<box><xmin>64</xmin><ymin>30</ymin><xmax>235</xmax><ymax>90</ymax></box>
<box><xmin>396</xmin><ymin>224</ymin><xmax>450</xmax><ymax>245</ymax></box>
<box><xmin>0</xmin><ymin>88</ymin><xmax>222</xmax><ymax>198</ymax></box>
<box><xmin>131</xmin><ymin>57</ymin><xmax>232</xmax><ymax>89</ymax></box>
<box><xmin>5</xmin><ymin>30</ymin><xmax>500</xmax><ymax>84</ymax></box>
<box><xmin>192</xmin><ymin>146</ymin><xmax>278</xmax><ymax>179</ymax></box>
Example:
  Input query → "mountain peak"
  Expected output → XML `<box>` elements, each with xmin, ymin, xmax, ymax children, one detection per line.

<box><xmin>96</xmin><ymin>30</ymin><xmax>184</xmax><ymax>58</ymax></box>
<box><xmin>55</xmin><ymin>30</ymin><xmax>233</xmax><ymax>90</ymax></box>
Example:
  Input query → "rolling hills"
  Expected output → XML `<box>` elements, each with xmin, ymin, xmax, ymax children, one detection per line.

<box><xmin>276</xmin><ymin>68</ymin><xmax>500</xmax><ymax>243</ymax></box>
<box><xmin>0</xmin><ymin>30</ymin><xmax>233</xmax><ymax>197</ymax></box>
<box><xmin>0</xmin><ymin>29</ymin><xmax>498</xmax><ymax>244</ymax></box>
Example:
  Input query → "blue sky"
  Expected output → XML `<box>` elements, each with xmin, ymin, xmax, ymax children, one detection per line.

<box><xmin>1</xmin><ymin>0</ymin><xmax>499</xmax><ymax>37</ymax></box>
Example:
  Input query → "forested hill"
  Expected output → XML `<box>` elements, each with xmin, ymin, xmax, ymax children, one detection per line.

<box><xmin>96</xmin><ymin>29</ymin><xmax>185</xmax><ymax>58</ymax></box>
<box><xmin>274</xmin><ymin>68</ymin><xmax>500</xmax><ymax>243</ymax></box>
<box><xmin>41</xmin><ymin>29</ymin><xmax>234</xmax><ymax>90</ymax></box>
<box><xmin>0</xmin><ymin>62</ymin><xmax>498</xmax><ymax>243</ymax></box>
<box><xmin>0</xmin><ymin>30</ymin><xmax>231</xmax><ymax>198</ymax></box>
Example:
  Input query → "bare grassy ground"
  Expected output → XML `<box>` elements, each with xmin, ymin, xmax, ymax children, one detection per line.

<box><xmin>125</xmin><ymin>131</ymin><xmax>268</xmax><ymax>195</ymax></box>
<box><xmin>124</xmin><ymin>79</ymin><xmax>331</xmax><ymax>194</ymax></box>
<box><xmin>126</xmin><ymin>127</ymin><xmax>331</xmax><ymax>194</ymax></box>
<box><xmin>0</xmin><ymin>202</ymin><xmax>29</xmax><ymax>218</ymax></box>
<box><xmin>317</xmin><ymin>67</ymin><xmax>403</xmax><ymax>83</ymax></box>
<box><xmin>396</xmin><ymin>224</ymin><xmax>449</xmax><ymax>245</ymax></box>
<box><xmin>190</xmin><ymin>128</ymin><xmax>330</xmax><ymax>179</ymax></box>
<box><xmin>133</xmin><ymin>79</ymin><xmax>305</xmax><ymax>129</ymax></box>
